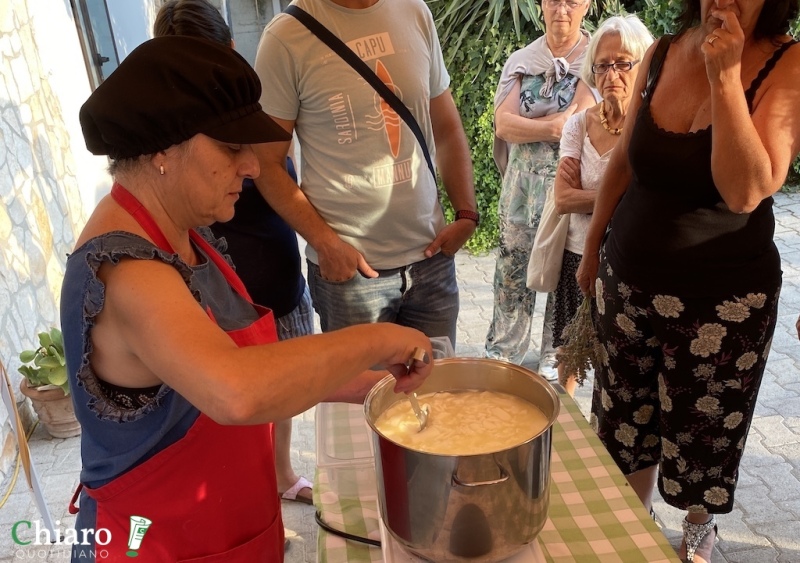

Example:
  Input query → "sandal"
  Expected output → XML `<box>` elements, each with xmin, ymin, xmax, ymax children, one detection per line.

<box><xmin>681</xmin><ymin>515</ymin><xmax>717</xmax><ymax>562</ymax></box>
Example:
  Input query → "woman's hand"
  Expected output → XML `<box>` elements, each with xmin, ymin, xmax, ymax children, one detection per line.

<box><xmin>550</xmin><ymin>105</ymin><xmax>578</xmax><ymax>142</ymax></box>
<box><xmin>701</xmin><ymin>7</ymin><xmax>745</xmax><ymax>85</ymax></box>
<box><xmin>379</xmin><ymin>326</ymin><xmax>434</xmax><ymax>394</ymax></box>
<box><xmin>576</xmin><ymin>249</ymin><xmax>599</xmax><ymax>297</ymax></box>
<box><xmin>558</xmin><ymin>156</ymin><xmax>582</xmax><ymax>190</ymax></box>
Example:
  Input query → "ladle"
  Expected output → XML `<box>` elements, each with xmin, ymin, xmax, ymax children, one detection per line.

<box><xmin>405</xmin><ymin>347</ymin><xmax>430</xmax><ymax>431</ymax></box>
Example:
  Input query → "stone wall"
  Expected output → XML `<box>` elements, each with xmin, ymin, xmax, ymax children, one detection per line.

<box><xmin>0</xmin><ymin>0</ymin><xmax>293</xmax><ymax>478</ymax></box>
<box><xmin>0</xmin><ymin>1</ymin><xmax>107</xmax><ymax>477</ymax></box>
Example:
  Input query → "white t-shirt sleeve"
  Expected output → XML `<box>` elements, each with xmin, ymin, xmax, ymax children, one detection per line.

<box><xmin>422</xmin><ymin>2</ymin><xmax>450</xmax><ymax>98</ymax></box>
<box><xmin>254</xmin><ymin>21</ymin><xmax>300</xmax><ymax>121</ymax></box>
<box><xmin>559</xmin><ymin>110</ymin><xmax>586</xmax><ymax>161</ymax></box>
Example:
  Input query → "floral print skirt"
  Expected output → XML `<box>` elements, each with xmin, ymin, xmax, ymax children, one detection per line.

<box><xmin>590</xmin><ymin>251</ymin><xmax>780</xmax><ymax>514</ymax></box>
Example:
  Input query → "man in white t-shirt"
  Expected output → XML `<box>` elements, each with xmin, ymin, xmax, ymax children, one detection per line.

<box><xmin>253</xmin><ymin>0</ymin><xmax>476</xmax><ymax>346</ymax></box>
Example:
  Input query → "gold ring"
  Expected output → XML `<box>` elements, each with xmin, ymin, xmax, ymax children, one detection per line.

<box><xmin>707</xmin><ymin>36</ymin><xmax>717</xmax><ymax>45</ymax></box>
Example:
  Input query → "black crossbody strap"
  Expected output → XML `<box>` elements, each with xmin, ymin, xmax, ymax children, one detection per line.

<box><xmin>285</xmin><ymin>4</ymin><xmax>437</xmax><ymax>181</ymax></box>
<box><xmin>641</xmin><ymin>35</ymin><xmax>673</xmax><ymax>101</ymax></box>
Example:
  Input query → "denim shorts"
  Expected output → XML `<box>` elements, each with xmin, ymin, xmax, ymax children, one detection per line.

<box><xmin>307</xmin><ymin>251</ymin><xmax>458</xmax><ymax>346</ymax></box>
<box><xmin>275</xmin><ymin>285</ymin><xmax>314</xmax><ymax>341</ymax></box>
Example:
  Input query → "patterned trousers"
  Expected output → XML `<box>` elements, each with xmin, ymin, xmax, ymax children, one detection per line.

<box><xmin>590</xmin><ymin>253</ymin><xmax>780</xmax><ymax>513</ymax></box>
<box><xmin>485</xmin><ymin>221</ymin><xmax>554</xmax><ymax>364</ymax></box>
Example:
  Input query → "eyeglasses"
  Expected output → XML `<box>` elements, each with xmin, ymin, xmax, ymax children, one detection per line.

<box><xmin>543</xmin><ymin>0</ymin><xmax>586</xmax><ymax>11</ymax></box>
<box><xmin>591</xmin><ymin>61</ymin><xmax>640</xmax><ymax>74</ymax></box>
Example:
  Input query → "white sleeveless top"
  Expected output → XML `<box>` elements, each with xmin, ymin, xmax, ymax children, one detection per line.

<box><xmin>558</xmin><ymin>109</ymin><xmax>612</xmax><ymax>254</ymax></box>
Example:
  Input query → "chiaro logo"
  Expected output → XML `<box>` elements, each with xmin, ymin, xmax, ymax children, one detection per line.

<box><xmin>11</xmin><ymin>515</ymin><xmax>152</xmax><ymax>559</ymax></box>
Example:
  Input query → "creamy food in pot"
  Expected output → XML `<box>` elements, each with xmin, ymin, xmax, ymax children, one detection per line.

<box><xmin>374</xmin><ymin>390</ymin><xmax>548</xmax><ymax>455</ymax></box>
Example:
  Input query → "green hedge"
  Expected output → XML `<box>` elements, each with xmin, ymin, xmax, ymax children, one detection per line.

<box><xmin>432</xmin><ymin>0</ymin><xmax>800</xmax><ymax>253</ymax></box>
<box><xmin>434</xmin><ymin>18</ymin><xmax>542</xmax><ymax>253</ymax></box>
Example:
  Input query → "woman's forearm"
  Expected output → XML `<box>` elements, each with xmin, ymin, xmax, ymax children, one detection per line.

<box><xmin>554</xmin><ymin>157</ymin><xmax>595</xmax><ymax>215</ymax></box>
<box><xmin>496</xmin><ymin>111</ymin><xmax>565</xmax><ymax>144</ymax></box>
<box><xmin>711</xmin><ymin>81</ymin><xmax>782</xmax><ymax>213</ymax></box>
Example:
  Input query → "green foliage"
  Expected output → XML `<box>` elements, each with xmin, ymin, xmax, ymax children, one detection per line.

<box><xmin>430</xmin><ymin>3</ymin><xmax>543</xmax><ymax>253</ymax></box>
<box><xmin>18</xmin><ymin>328</ymin><xmax>69</xmax><ymax>395</ymax></box>
<box><xmin>432</xmin><ymin>0</ymin><xmax>544</xmax><ymax>69</ymax></box>
<box><xmin>638</xmin><ymin>0</ymin><xmax>681</xmax><ymax>36</ymax></box>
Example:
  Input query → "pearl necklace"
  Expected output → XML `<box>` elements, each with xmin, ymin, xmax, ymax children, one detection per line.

<box><xmin>599</xmin><ymin>104</ymin><xmax>622</xmax><ymax>136</ymax></box>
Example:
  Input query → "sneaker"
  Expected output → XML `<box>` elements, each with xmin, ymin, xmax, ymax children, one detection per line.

<box><xmin>538</xmin><ymin>353</ymin><xmax>558</xmax><ymax>382</ymax></box>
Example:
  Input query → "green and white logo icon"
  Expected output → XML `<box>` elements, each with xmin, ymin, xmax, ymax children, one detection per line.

<box><xmin>126</xmin><ymin>516</ymin><xmax>152</xmax><ymax>557</ymax></box>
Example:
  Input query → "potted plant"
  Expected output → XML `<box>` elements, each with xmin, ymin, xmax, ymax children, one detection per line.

<box><xmin>17</xmin><ymin>327</ymin><xmax>81</xmax><ymax>438</ymax></box>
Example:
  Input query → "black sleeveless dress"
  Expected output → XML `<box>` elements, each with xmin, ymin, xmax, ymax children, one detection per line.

<box><xmin>605</xmin><ymin>38</ymin><xmax>796</xmax><ymax>298</ymax></box>
<box><xmin>589</xmin><ymin>38</ymin><xmax>797</xmax><ymax>514</ymax></box>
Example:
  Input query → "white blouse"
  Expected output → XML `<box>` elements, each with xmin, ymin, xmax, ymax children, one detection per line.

<box><xmin>558</xmin><ymin>109</ymin><xmax>612</xmax><ymax>255</ymax></box>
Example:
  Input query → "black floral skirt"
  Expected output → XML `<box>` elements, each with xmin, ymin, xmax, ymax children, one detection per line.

<box><xmin>590</xmin><ymin>251</ymin><xmax>780</xmax><ymax>514</ymax></box>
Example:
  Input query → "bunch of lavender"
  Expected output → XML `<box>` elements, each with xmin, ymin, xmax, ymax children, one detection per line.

<box><xmin>556</xmin><ymin>297</ymin><xmax>601</xmax><ymax>387</ymax></box>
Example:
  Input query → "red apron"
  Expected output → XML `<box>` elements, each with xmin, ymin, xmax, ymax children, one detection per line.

<box><xmin>76</xmin><ymin>183</ymin><xmax>284</xmax><ymax>561</ymax></box>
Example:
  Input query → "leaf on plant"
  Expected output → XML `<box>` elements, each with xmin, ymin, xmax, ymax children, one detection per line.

<box><xmin>38</xmin><ymin>356</ymin><xmax>62</xmax><ymax>369</ymax></box>
<box><xmin>19</xmin><ymin>350</ymin><xmax>37</xmax><ymax>363</ymax></box>
<box><xmin>50</xmin><ymin>327</ymin><xmax>64</xmax><ymax>349</ymax></box>
<box><xmin>48</xmin><ymin>345</ymin><xmax>65</xmax><ymax>365</ymax></box>
<box><xmin>38</xmin><ymin>332</ymin><xmax>53</xmax><ymax>349</ymax></box>
<box><xmin>48</xmin><ymin>368</ymin><xmax>68</xmax><ymax>386</ymax></box>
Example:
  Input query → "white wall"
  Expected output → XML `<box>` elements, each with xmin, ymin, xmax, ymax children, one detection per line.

<box><xmin>27</xmin><ymin>0</ymin><xmax>112</xmax><ymax>216</ymax></box>
<box><xmin>0</xmin><ymin>0</ymin><xmax>109</xmax><ymax>477</ymax></box>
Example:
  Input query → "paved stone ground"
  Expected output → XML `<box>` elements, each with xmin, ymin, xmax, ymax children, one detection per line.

<box><xmin>2</xmin><ymin>193</ymin><xmax>800</xmax><ymax>562</ymax></box>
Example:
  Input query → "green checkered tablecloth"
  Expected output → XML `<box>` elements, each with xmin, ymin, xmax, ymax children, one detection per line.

<box><xmin>315</xmin><ymin>396</ymin><xmax>680</xmax><ymax>562</ymax></box>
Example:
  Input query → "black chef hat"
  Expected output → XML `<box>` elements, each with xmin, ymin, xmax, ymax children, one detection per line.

<box><xmin>79</xmin><ymin>35</ymin><xmax>290</xmax><ymax>160</ymax></box>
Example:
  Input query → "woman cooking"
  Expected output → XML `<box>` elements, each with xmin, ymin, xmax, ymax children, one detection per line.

<box><xmin>63</xmin><ymin>36</ymin><xmax>432</xmax><ymax>562</ymax></box>
<box><xmin>552</xmin><ymin>15</ymin><xmax>653</xmax><ymax>396</ymax></box>
<box><xmin>486</xmin><ymin>0</ymin><xmax>596</xmax><ymax>374</ymax></box>
<box><xmin>577</xmin><ymin>0</ymin><xmax>800</xmax><ymax>561</ymax></box>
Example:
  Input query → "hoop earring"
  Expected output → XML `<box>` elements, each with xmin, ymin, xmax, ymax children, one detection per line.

<box><xmin>159</xmin><ymin>164</ymin><xmax>165</xmax><ymax>176</ymax></box>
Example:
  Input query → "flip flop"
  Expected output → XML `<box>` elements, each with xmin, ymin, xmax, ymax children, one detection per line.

<box><xmin>280</xmin><ymin>476</ymin><xmax>313</xmax><ymax>505</ymax></box>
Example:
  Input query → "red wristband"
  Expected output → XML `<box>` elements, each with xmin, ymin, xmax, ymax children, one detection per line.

<box><xmin>455</xmin><ymin>210</ymin><xmax>480</xmax><ymax>226</ymax></box>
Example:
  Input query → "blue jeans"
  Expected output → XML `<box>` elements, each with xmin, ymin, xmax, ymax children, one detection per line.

<box><xmin>307</xmin><ymin>252</ymin><xmax>458</xmax><ymax>346</ymax></box>
<box><xmin>275</xmin><ymin>285</ymin><xmax>314</xmax><ymax>341</ymax></box>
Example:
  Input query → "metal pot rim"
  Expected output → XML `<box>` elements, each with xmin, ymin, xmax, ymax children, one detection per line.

<box><xmin>364</xmin><ymin>357</ymin><xmax>560</xmax><ymax>458</ymax></box>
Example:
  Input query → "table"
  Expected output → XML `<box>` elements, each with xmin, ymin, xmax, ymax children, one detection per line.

<box><xmin>314</xmin><ymin>395</ymin><xmax>681</xmax><ymax>563</ymax></box>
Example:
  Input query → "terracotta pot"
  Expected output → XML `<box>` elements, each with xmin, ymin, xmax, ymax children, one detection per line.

<box><xmin>19</xmin><ymin>379</ymin><xmax>81</xmax><ymax>439</ymax></box>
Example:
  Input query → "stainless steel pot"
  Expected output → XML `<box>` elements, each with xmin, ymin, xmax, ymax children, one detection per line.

<box><xmin>364</xmin><ymin>358</ymin><xmax>560</xmax><ymax>562</ymax></box>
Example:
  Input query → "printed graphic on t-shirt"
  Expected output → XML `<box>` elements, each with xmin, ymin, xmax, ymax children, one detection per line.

<box><xmin>346</xmin><ymin>32</ymin><xmax>394</xmax><ymax>62</ymax></box>
<box><xmin>328</xmin><ymin>93</ymin><xmax>357</xmax><ymax>145</ymax></box>
<box><xmin>372</xmin><ymin>59</ymin><xmax>401</xmax><ymax>158</ymax></box>
<box><xmin>328</xmin><ymin>32</ymin><xmax>413</xmax><ymax>189</ymax></box>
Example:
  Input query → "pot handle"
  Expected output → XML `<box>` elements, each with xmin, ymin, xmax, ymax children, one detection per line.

<box><xmin>452</xmin><ymin>463</ymin><xmax>509</xmax><ymax>487</ymax></box>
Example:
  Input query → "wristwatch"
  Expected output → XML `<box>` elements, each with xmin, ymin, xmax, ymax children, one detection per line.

<box><xmin>455</xmin><ymin>210</ymin><xmax>480</xmax><ymax>226</ymax></box>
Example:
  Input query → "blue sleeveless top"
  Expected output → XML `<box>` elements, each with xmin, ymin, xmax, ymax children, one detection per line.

<box><xmin>60</xmin><ymin>229</ymin><xmax>258</xmax><ymax>547</ymax></box>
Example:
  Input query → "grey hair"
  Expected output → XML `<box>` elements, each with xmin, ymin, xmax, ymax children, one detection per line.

<box><xmin>108</xmin><ymin>136</ymin><xmax>197</xmax><ymax>176</ymax></box>
<box><xmin>580</xmin><ymin>15</ymin><xmax>654</xmax><ymax>89</ymax></box>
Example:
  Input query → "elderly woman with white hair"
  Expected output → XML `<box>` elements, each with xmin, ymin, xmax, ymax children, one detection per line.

<box><xmin>552</xmin><ymin>15</ymin><xmax>653</xmax><ymax>396</ymax></box>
